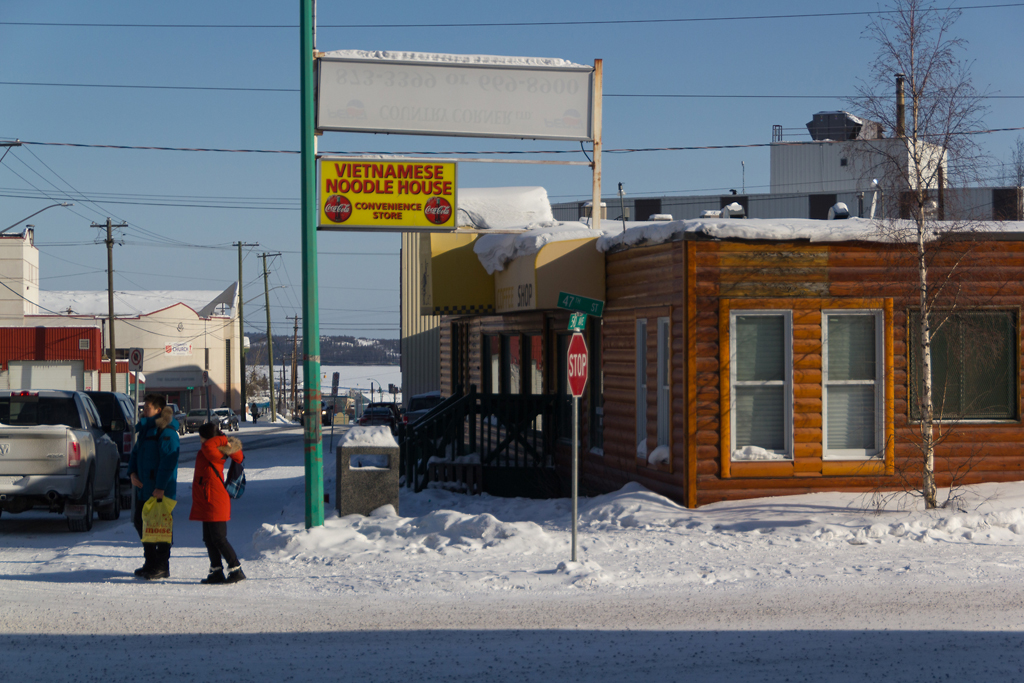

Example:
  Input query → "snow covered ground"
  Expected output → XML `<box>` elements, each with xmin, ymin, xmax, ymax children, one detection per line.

<box><xmin>4</xmin><ymin>422</ymin><xmax>1024</xmax><ymax>681</ymax></box>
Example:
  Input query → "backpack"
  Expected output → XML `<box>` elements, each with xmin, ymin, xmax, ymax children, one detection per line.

<box><xmin>224</xmin><ymin>457</ymin><xmax>246</xmax><ymax>499</ymax></box>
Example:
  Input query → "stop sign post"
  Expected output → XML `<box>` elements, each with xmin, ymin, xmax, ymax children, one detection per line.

<box><xmin>567</xmin><ymin>333</ymin><xmax>588</xmax><ymax>397</ymax></box>
<box><xmin>567</xmin><ymin>332</ymin><xmax>588</xmax><ymax>562</ymax></box>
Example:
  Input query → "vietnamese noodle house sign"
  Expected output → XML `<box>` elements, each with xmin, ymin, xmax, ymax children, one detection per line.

<box><xmin>316</xmin><ymin>51</ymin><xmax>595</xmax><ymax>141</ymax></box>
<box><xmin>318</xmin><ymin>157</ymin><xmax>457</xmax><ymax>231</ymax></box>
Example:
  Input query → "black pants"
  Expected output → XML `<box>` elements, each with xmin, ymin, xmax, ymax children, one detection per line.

<box><xmin>133</xmin><ymin>498</ymin><xmax>173</xmax><ymax>571</ymax></box>
<box><xmin>202</xmin><ymin>521</ymin><xmax>239</xmax><ymax>569</ymax></box>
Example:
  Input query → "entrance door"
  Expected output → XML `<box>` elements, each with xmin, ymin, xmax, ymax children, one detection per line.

<box><xmin>9</xmin><ymin>361</ymin><xmax>84</xmax><ymax>390</ymax></box>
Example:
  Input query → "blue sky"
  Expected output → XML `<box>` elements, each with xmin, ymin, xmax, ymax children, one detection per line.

<box><xmin>2</xmin><ymin>1</ymin><xmax>1023</xmax><ymax>339</ymax></box>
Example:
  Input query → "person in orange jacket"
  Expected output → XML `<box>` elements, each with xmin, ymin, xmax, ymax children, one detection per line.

<box><xmin>191</xmin><ymin>422</ymin><xmax>246</xmax><ymax>584</ymax></box>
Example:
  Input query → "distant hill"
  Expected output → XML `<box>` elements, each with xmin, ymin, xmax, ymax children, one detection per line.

<box><xmin>247</xmin><ymin>334</ymin><xmax>399</xmax><ymax>365</ymax></box>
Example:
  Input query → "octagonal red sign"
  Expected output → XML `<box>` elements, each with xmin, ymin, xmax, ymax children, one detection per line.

<box><xmin>567</xmin><ymin>332</ymin><xmax>588</xmax><ymax>397</ymax></box>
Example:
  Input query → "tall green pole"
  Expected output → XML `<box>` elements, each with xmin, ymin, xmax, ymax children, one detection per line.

<box><xmin>300</xmin><ymin>0</ymin><xmax>324</xmax><ymax>528</ymax></box>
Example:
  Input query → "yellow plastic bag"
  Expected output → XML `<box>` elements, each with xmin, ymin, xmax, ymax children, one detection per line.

<box><xmin>141</xmin><ymin>496</ymin><xmax>176</xmax><ymax>543</ymax></box>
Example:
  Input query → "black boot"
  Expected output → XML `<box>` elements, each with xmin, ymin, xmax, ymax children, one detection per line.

<box><xmin>135</xmin><ymin>543</ymin><xmax>155</xmax><ymax>577</ymax></box>
<box><xmin>224</xmin><ymin>565</ymin><xmax>246</xmax><ymax>584</ymax></box>
<box><xmin>201</xmin><ymin>567</ymin><xmax>226</xmax><ymax>584</ymax></box>
<box><xmin>143</xmin><ymin>542</ymin><xmax>171</xmax><ymax>580</ymax></box>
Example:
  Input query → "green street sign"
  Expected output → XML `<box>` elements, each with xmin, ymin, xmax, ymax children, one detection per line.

<box><xmin>568</xmin><ymin>312</ymin><xmax>588</xmax><ymax>331</ymax></box>
<box><xmin>557</xmin><ymin>291</ymin><xmax>604</xmax><ymax>317</ymax></box>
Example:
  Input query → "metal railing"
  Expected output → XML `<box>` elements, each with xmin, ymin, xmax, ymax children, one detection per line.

<box><xmin>399</xmin><ymin>384</ymin><xmax>563</xmax><ymax>493</ymax></box>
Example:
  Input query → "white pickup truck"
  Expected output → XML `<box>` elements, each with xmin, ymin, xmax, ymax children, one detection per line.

<box><xmin>0</xmin><ymin>390</ymin><xmax>122</xmax><ymax>531</ymax></box>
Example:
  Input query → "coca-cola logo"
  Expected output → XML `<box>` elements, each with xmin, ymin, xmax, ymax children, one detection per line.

<box><xmin>423</xmin><ymin>196</ymin><xmax>452</xmax><ymax>225</ymax></box>
<box><xmin>324</xmin><ymin>195</ymin><xmax>352</xmax><ymax>223</ymax></box>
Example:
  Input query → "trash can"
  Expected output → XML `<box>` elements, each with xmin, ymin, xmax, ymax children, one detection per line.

<box><xmin>336</xmin><ymin>426</ymin><xmax>400</xmax><ymax>516</ymax></box>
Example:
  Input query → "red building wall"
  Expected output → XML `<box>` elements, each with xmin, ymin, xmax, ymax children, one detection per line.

<box><xmin>0</xmin><ymin>327</ymin><xmax>101</xmax><ymax>371</ymax></box>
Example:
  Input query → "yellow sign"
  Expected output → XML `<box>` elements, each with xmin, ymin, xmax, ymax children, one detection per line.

<box><xmin>318</xmin><ymin>157</ymin><xmax>457</xmax><ymax>231</ymax></box>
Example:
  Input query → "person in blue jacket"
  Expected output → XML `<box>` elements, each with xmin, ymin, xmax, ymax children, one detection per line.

<box><xmin>127</xmin><ymin>393</ymin><xmax>180</xmax><ymax>581</ymax></box>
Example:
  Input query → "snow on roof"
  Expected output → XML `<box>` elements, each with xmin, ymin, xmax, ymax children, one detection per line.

<box><xmin>597</xmin><ymin>217</ymin><xmax>1024</xmax><ymax>252</ymax></box>
<box><xmin>474</xmin><ymin>220</ymin><xmax>615</xmax><ymax>274</ymax></box>
<box><xmin>458</xmin><ymin>187</ymin><xmax>555</xmax><ymax>230</ymax></box>
<box><xmin>320</xmin><ymin>49</ymin><xmax>589</xmax><ymax>69</ymax></box>
<box><xmin>40</xmin><ymin>289</ymin><xmax>232</xmax><ymax>318</ymax></box>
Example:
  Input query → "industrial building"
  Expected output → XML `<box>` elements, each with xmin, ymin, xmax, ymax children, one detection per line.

<box><xmin>0</xmin><ymin>228</ymin><xmax>242</xmax><ymax>412</ymax></box>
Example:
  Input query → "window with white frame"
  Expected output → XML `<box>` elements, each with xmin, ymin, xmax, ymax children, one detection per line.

<box><xmin>656</xmin><ymin>317</ymin><xmax>671</xmax><ymax>449</ymax></box>
<box><xmin>730</xmin><ymin>311</ymin><xmax>793</xmax><ymax>461</ymax></box>
<box><xmin>823</xmin><ymin>310</ymin><xmax>884</xmax><ymax>459</ymax></box>
<box><xmin>636</xmin><ymin>318</ymin><xmax>648</xmax><ymax>458</ymax></box>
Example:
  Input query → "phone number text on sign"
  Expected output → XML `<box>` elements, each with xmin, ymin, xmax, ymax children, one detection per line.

<box><xmin>318</xmin><ymin>158</ymin><xmax>457</xmax><ymax>231</ymax></box>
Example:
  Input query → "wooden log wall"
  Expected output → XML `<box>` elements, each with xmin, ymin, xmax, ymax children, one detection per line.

<box><xmin>693</xmin><ymin>239</ymin><xmax>1024</xmax><ymax>505</ymax></box>
<box><xmin>592</xmin><ymin>241</ymin><xmax>691</xmax><ymax>505</ymax></box>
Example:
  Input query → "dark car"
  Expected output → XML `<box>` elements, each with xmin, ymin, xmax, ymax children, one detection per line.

<box><xmin>297</xmin><ymin>401</ymin><xmax>335</xmax><ymax>427</ymax></box>
<box><xmin>404</xmin><ymin>391</ymin><xmax>443</xmax><ymax>425</ymax></box>
<box><xmin>86</xmin><ymin>391</ymin><xmax>137</xmax><ymax>510</ymax></box>
<box><xmin>212</xmin><ymin>408</ymin><xmax>239</xmax><ymax>432</ymax></box>
<box><xmin>184</xmin><ymin>409</ymin><xmax>212</xmax><ymax>434</ymax></box>
<box><xmin>358</xmin><ymin>402</ymin><xmax>404</xmax><ymax>434</ymax></box>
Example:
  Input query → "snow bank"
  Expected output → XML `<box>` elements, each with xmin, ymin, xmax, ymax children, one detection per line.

<box><xmin>457</xmin><ymin>186</ymin><xmax>555</xmax><ymax>229</ymax></box>
<box><xmin>320</xmin><ymin>49</ymin><xmax>588</xmax><ymax>69</ymax></box>
<box><xmin>253</xmin><ymin>506</ymin><xmax>555</xmax><ymax>562</ymax></box>
<box><xmin>338</xmin><ymin>425</ymin><xmax>398</xmax><ymax>448</ymax></box>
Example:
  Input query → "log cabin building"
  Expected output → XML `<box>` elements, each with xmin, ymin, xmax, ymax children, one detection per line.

<box><xmin>414</xmin><ymin>215</ymin><xmax>1024</xmax><ymax>507</ymax></box>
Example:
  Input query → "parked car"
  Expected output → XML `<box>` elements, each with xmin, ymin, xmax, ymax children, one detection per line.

<box><xmin>85</xmin><ymin>390</ymin><xmax>137</xmax><ymax>510</ymax></box>
<box><xmin>404</xmin><ymin>391</ymin><xmax>443</xmax><ymax>425</ymax></box>
<box><xmin>184</xmin><ymin>409</ymin><xmax>212</xmax><ymax>434</ymax></box>
<box><xmin>297</xmin><ymin>401</ymin><xmax>336</xmax><ymax>427</ymax></box>
<box><xmin>0</xmin><ymin>390</ymin><xmax>122</xmax><ymax>531</ymax></box>
<box><xmin>358</xmin><ymin>402</ymin><xmax>404</xmax><ymax>434</ymax></box>
<box><xmin>212</xmin><ymin>407</ymin><xmax>239</xmax><ymax>432</ymax></box>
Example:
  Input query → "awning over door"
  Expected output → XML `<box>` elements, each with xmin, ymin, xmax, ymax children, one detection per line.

<box><xmin>494</xmin><ymin>238</ymin><xmax>604</xmax><ymax>313</ymax></box>
<box><xmin>420</xmin><ymin>233</ymin><xmax>495</xmax><ymax>315</ymax></box>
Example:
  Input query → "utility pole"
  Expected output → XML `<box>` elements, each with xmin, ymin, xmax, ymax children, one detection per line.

<box><xmin>92</xmin><ymin>218</ymin><xmax>127</xmax><ymax>392</ymax></box>
<box><xmin>235</xmin><ymin>241</ymin><xmax>258</xmax><ymax>420</ymax></box>
<box><xmin>288</xmin><ymin>315</ymin><xmax>300</xmax><ymax>415</ymax></box>
<box><xmin>261</xmin><ymin>252</ymin><xmax>281</xmax><ymax>422</ymax></box>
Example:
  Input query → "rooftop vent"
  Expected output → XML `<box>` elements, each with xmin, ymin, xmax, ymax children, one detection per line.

<box><xmin>722</xmin><ymin>202</ymin><xmax>746</xmax><ymax>219</ymax></box>
<box><xmin>828</xmin><ymin>202</ymin><xmax>850</xmax><ymax>220</ymax></box>
<box><xmin>806</xmin><ymin>111</ymin><xmax>884</xmax><ymax>141</ymax></box>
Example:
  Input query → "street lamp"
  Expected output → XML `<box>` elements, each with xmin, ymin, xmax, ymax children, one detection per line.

<box><xmin>367</xmin><ymin>378</ymin><xmax>383</xmax><ymax>403</ymax></box>
<box><xmin>1</xmin><ymin>203</ymin><xmax>73</xmax><ymax>234</ymax></box>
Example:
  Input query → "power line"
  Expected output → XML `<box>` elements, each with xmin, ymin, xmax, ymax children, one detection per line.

<box><xmin>2</xmin><ymin>4</ymin><xmax>1022</xmax><ymax>29</ymax></box>
<box><xmin>12</xmin><ymin>127</ymin><xmax>1024</xmax><ymax>159</ymax></box>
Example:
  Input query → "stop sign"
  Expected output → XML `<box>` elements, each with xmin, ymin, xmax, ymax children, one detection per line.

<box><xmin>567</xmin><ymin>332</ymin><xmax>588</xmax><ymax>397</ymax></box>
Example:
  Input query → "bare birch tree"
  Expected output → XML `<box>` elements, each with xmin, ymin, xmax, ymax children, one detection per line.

<box><xmin>850</xmin><ymin>0</ymin><xmax>987</xmax><ymax>508</ymax></box>
<box><xmin>1010</xmin><ymin>136</ymin><xmax>1024</xmax><ymax>219</ymax></box>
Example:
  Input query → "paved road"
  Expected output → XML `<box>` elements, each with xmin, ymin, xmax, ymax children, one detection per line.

<box><xmin>2</xmin><ymin>582</ymin><xmax>1024</xmax><ymax>682</ymax></box>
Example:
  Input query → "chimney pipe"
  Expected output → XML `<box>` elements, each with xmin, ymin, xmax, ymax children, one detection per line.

<box><xmin>895</xmin><ymin>73</ymin><xmax>906</xmax><ymax>138</ymax></box>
